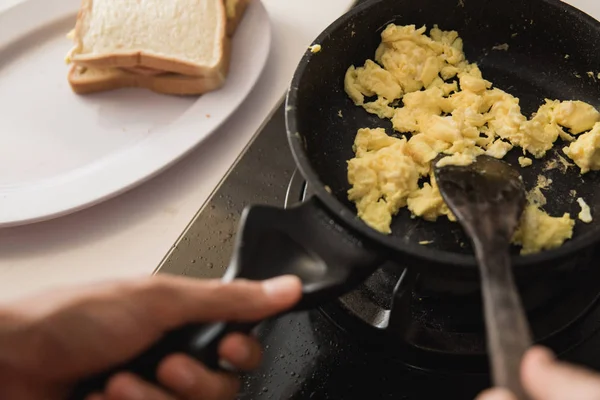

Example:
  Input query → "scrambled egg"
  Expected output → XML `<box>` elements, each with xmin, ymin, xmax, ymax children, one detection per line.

<box><xmin>309</xmin><ymin>44</ymin><xmax>322</xmax><ymax>54</ymax></box>
<box><xmin>519</xmin><ymin>157</ymin><xmax>533</xmax><ymax>167</ymax></box>
<box><xmin>577</xmin><ymin>197</ymin><xmax>593</xmax><ymax>223</ymax></box>
<box><xmin>563</xmin><ymin>122</ymin><xmax>600</xmax><ymax>174</ymax></box>
<box><xmin>347</xmin><ymin>128</ymin><xmax>420</xmax><ymax>233</ymax></box>
<box><xmin>344</xmin><ymin>23</ymin><xmax>600</xmax><ymax>254</ymax></box>
<box><xmin>554</xmin><ymin>101</ymin><xmax>600</xmax><ymax>134</ymax></box>
<box><xmin>513</xmin><ymin>206</ymin><xmax>574</xmax><ymax>255</ymax></box>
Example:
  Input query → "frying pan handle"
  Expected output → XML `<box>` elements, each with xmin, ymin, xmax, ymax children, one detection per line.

<box><xmin>68</xmin><ymin>321</ymin><xmax>256</xmax><ymax>399</ymax></box>
<box><xmin>69</xmin><ymin>197</ymin><xmax>383</xmax><ymax>399</ymax></box>
<box><xmin>227</xmin><ymin>196</ymin><xmax>386</xmax><ymax>309</ymax></box>
<box><xmin>479</xmin><ymin>248</ymin><xmax>533</xmax><ymax>400</ymax></box>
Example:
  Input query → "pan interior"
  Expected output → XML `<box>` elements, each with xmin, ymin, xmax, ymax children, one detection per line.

<box><xmin>291</xmin><ymin>0</ymin><xmax>600</xmax><ymax>256</ymax></box>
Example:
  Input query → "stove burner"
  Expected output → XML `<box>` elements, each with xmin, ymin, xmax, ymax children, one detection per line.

<box><xmin>285</xmin><ymin>170</ymin><xmax>600</xmax><ymax>373</ymax></box>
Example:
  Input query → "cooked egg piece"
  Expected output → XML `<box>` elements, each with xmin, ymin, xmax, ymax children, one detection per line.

<box><xmin>407</xmin><ymin>182</ymin><xmax>451</xmax><ymax>222</ymax></box>
<box><xmin>486</xmin><ymin>139</ymin><xmax>513</xmax><ymax>159</ymax></box>
<box><xmin>344</xmin><ymin>60</ymin><xmax>403</xmax><ymax>107</ymax></box>
<box><xmin>309</xmin><ymin>44</ymin><xmax>322</xmax><ymax>53</ymax></box>
<box><xmin>485</xmin><ymin>90</ymin><xmax>527</xmax><ymax>145</ymax></box>
<box><xmin>518</xmin><ymin>100</ymin><xmax>565</xmax><ymax>158</ymax></box>
<box><xmin>406</xmin><ymin>133</ymin><xmax>448</xmax><ymax>172</ymax></box>
<box><xmin>347</xmin><ymin>128</ymin><xmax>420</xmax><ymax>233</ymax></box>
<box><xmin>436</xmin><ymin>152</ymin><xmax>476</xmax><ymax>167</ymax></box>
<box><xmin>563</xmin><ymin>122</ymin><xmax>600</xmax><ymax>174</ymax></box>
<box><xmin>553</xmin><ymin>100</ymin><xmax>600</xmax><ymax>134</ymax></box>
<box><xmin>577</xmin><ymin>197</ymin><xmax>593</xmax><ymax>223</ymax></box>
<box><xmin>519</xmin><ymin>157</ymin><xmax>533</xmax><ymax>167</ymax></box>
<box><xmin>513</xmin><ymin>205</ymin><xmax>575</xmax><ymax>255</ymax></box>
<box><xmin>363</xmin><ymin>98</ymin><xmax>396</xmax><ymax>119</ymax></box>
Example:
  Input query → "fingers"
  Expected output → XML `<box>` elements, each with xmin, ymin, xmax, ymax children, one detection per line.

<box><xmin>104</xmin><ymin>351</ymin><xmax>244</xmax><ymax>400</ymax></box>
<box><xmin>157</xmin><ymin>354</ymin><xmax>240</xmax><ymax>400</ymax></box>
<box><xmin>522</xmin><ymin>346</ymin><xmax>600</xmax><ymax>400</ymax></box>
<box><xmin>218</xmin><ymin>333</ymin><xmax>263</xmax><ymax>371</ymax></box>
<box><xmin>85</xmin><ymin>394</ymin><xmax>106</xmax><ymax>400</ymax></box>
<box><xmin>476</xmin><ymin>346</ymin><xmax>600</xmax><ymax>400</ymax></box>
<box><xmin>126</xmin><ymin>274</ymin><xmax>303</xmax><ymax>330</ymax></box>
<box><xmin>475</xmin><ymin>388</ymin><xmax>517</xmax><ymax>400</ymax></box>
<box><xmin>105</xmin><ymin>373</ymin><xmax>176</xmax><ymax>400</ymax></box>
<box><xmin>105</xmin><ymin>333</ymin><xmax>258</xmax><ymax>400</ymax></box>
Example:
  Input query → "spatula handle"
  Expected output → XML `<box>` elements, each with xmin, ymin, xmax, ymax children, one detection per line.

<box><xmin>478</xmin><ymin>248</ymin><xmax>532</xmax><ymax>400</ymax></box>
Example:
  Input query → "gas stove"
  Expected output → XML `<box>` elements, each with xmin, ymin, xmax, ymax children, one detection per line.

<box><xmin>155</xmin><ymin>0</ymin><xmax>600</xmax><ymax>392</ymax></box>
<box><xmin>156</xmin><ymin>102</ymin><xmax>600</xmax><ymax>399</ymax></box>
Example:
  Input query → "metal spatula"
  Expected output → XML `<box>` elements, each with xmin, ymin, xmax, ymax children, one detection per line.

<box><xmin>433</xmin><ymin>155</ymin><xmax>532</xmax><ymax>400</ymax></box>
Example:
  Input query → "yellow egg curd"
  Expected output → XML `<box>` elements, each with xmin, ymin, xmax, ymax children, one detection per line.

<box><xmin>344</xmin><ymin>24</ymin><xmax>599</xmax><ymax>254</ymax></box>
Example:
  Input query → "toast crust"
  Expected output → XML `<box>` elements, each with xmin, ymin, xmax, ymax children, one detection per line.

<box><xmin>121</xmin><ymin>66</ymin><xmax>167</xmax><ymax>76</ymax></box>
<box><xmin>72</xmin><ymin>51</ymin><xmax>228</xmax><ymax>78</ymax></box>
<box><xmin>70</xmin><ymin>0</ymin><xmax>228</xmax><ymax>77</ymax></box>
<box><xmin>226</xmin><ymin>0</ymin><xmax>250</xmax><ymax>36</ymax></box>
<box><xmin>68</xmin><ymin>65</ymin><xmax>226</xmax><ymax>95</ymax></box>
<box><xmin>116</xmin><ymin>38</ymin><xmax>231</xmax><ymax>79</ymax></box>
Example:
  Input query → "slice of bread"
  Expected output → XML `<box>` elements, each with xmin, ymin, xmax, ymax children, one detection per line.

<box><xmin>120</xmin><ymin>66</ymin><xmax>167</xmax><ymax>77</ymax></box>
<box><xmin>225</xmin><ymin>0</ymin><xmax>250</xmax><ymax>36</ymax></box>
<box><xmin>107</xmin><ymin>0</ymin><xmax>248</xmax><ymax>77</ymax></box>
<box><xmin>69</xmin><ymin>0</ymin><xmax>228</xmax><ymax>77</ymax></box>
<box><xmin>68</xmin><ymin>65</ymin><xmax>226</xmax><ymax>95</ymax></box>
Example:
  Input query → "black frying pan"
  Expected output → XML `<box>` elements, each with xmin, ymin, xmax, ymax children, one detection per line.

<box><xmin>71</xmin><ymin>0</ymin><xmax>600</xmax><ymax>398</ymax></box>
<box><xmin>287</xmin><ymin>0</ymin><xmax>600</xmax><ymax>273</ymax></box>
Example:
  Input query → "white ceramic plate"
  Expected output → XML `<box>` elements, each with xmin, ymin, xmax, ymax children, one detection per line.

<box><xmin>0</xmin><ymin>0</ymin><xmax>271</xmax><ymax>227</ymax></box>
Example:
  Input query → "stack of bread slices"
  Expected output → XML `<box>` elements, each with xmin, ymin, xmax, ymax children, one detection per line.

<box><xmin>65</xmin><ymin>0</ymin><xmax>249</xmax><ymax>95</ymax></box>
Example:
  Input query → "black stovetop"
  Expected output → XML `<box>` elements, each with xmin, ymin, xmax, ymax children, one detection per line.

<box><xmin>157</xmin><ymin>102</ymin><xmax>600</xmax><ymax>399</ymax></box>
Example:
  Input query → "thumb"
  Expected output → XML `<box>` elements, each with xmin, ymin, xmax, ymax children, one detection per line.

<box><xmin>117</xmin><ymin>274</ymin><xmax>303</xmax><ymax>331</ymax></box>
<box><xmin>522</xmin><ymin>346</ymin><xmax>600</xmax><ymax>400</ymax></box>
<box><xmin>475</xmin><ymin>388</ymin><xmax>517</xmax><ymax>400</ymax></box>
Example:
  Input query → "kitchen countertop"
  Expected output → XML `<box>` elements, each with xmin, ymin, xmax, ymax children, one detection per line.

<box><xmin>0</xmin><ymin>0</ymin><xmax>599</xmax><ymax>303</ymax></box>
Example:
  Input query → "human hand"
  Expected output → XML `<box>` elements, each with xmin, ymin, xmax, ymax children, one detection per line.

<box><xmin>0</xmin><ymin>274</ymin><xmax>302</xmax><ymax>400</ymax></box>
<box><xmin>476</xmin><ymin>346</ymin><xmax>600</xmax><ymax>400</ymax></box>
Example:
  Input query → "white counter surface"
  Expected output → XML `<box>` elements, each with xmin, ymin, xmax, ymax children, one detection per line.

<box><xmin>0</xmin><ymin>0</ymin><xmax>598</xmax><ymax>303</ymax></box>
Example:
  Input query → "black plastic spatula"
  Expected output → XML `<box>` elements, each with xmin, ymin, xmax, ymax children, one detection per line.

<box><xmin>433</xmin><ymin>155</ymin><xmax>532</xmax><ymax>400</ymax></box>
